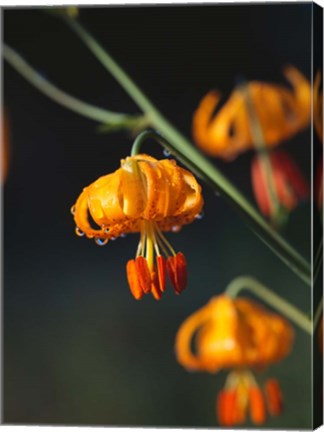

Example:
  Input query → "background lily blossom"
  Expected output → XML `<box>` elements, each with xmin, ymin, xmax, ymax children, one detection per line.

<box><xmin>192</xmin><ymin>66</ymin><xmax>311</xmax><ymax>160</ymax></box>
<box><xmin>175</xmin><ymin>295</ymin><xmax>294</xmax><ymax>426</ymax></box>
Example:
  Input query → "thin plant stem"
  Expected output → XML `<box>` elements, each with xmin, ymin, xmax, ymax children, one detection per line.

<box><xmin>4</xmin><ymin>16</ymin><xmax>312</xmax><ymax>287</ymax></box>
<box><xmin>3</xmin><ymin>44</ymin><xmax>144</xmax><ymax>126</ymax></box>
<box><xmin>225</xmin><ymin>276</ymin><xmax>312</xmax><ymax>334</ymax></box>
<box><xmin>239</xmin><ymin>83</ymin><xmax>282</xmax><ymax>218</ymax></box>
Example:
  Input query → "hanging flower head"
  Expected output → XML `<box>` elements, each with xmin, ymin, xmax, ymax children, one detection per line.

<box><xmin>251</xmin><ymin>150</ymin><xmax>309</xmax><ymax>219</ymax></box>
<box><xmin>71</xmin><ymin>154</ymin><xmax>204</xmax><ymax>300</ymax></box>
<box><xmin>175</xmin><ymin>295</ymin><xmax>294</xmax><ymax>426</ymax></box>
<box><xmin>192</xmin><ymin>66</ymin><xmax>311</xmax><ymax>160</ymax></box>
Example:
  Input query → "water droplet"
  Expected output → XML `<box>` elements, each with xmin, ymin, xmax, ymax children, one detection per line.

<box><xmin>104</xmin><ymin>228</ymin><xmax>110</xmax><ymax>234</ymax></box>
<box><xmin>111</xmin><ymin>237</ymin><xmax>116</xmax><ymax>241</ymax></box>
<box><xmin>95</xmin><ymin>238</ymin><xmax>108</xmax><ymax>246</ymax></box>
<box><xmin>163</xmin><ymin>148</ymin><xmax>171</xmax><ymax>157</ymax></box>
<box><xmin>196</xmin><ymin>210</ymin><xmax>205</xmax><ymax>220</ymax></box>
<box><xmin>75</xmin><ymin>227</ymin><xmax>84</xmax><ymax>237</ymax></box>
<box><xmin>121</xmin><ymin>233</ymin><xmax>127</xmax><ymax>238</ymax></box>
<box><xmin>172</xmin><ymin>225</ymin><xmax>181</xmax><ymax>232</ymax></box>
<box><xmin>70</xmin><ymin>205</ymin><xmax>76</xmax><ymax>215</ymax></box>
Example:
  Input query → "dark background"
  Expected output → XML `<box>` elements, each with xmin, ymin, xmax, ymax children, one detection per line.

<box><xmin>3</xmin><ymin>3</ymin><xmax>321</xmax><ymax>428</ymax></box>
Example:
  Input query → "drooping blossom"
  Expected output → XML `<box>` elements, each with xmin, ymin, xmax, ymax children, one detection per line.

<box><xmin>175</xmin><ymin>295</ymin><xmax>294</xmax><ymax>426</ymax></box>
<box><xmin>72</xmin><ymin>154</ymin><xmax>203</xmax><ymax>300</ymax></box>
<box><xmin>193</xmin><ymin>66</ymin><xmax>311</xmax><ymax>160</ymax></box>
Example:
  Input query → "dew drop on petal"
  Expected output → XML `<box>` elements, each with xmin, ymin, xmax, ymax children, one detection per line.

<box><xmin>172</xmin><ymin>225</ymin><xmax>181</xmax><ymax>232</ymax></box>
<box><xmin>75</xmin><ymin>227</ymin><xmax>85</xmax><ymax>237</ymax></box>
<box><xmin>121</xmin><ymin>233</ymin><xmax>127</xmax><ymax>238</ymax></box>
<box><xmin>95</xmin><ymin>238</ymin><xmax>108</xmax><ymax>246</ymax></box>
<box><xmin>70</xmin><ymin>205</ymin><xmax>76</xmax><ymax>215</ymax></box>
<box><xmin>163</xmin><ymin>148</ymin><xmax>171</xmax><ymax>157</ymax></box>
<box><xmin>196</xmin><ymin>210</ymin><xmax>205</xmax><ymax>220</ymax></box>
<box><xmin>111</xmin><ymin>237</ymin><xmax>116</xmax><ymax>241</ymax></box>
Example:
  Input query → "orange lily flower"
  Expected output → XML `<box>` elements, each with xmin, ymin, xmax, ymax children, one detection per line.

<box><xmin>193</xmin><ymin>66</ymin><xmax>311</xmax><ymax>160</ymax></box>
<box><xmin>251</xmin><ymin>150</ymin><xmax>309</xmax><ymax>218</ymax></box>
<box><xmin>175</xmin><ymin>295</ymin><xmax>294</xmax><ymax>426</ymax></box>
<box><xmin>71</xmin><ymin>154</ymin><xmax>203</xmax><ymax>300</ymax></box>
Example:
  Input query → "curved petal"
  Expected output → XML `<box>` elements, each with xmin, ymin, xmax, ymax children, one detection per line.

<box><xmin>175</xmin><ymin>305</ymin><xmax>212</xmax><ymax>371</ymax></box>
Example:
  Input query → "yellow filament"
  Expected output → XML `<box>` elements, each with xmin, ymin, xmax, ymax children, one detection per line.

<box><xmin>145</xmin><ymin>222</ymin><xmax>154</xmax><ymax>271</ymax></box>
<box><xmin>225</xmin><ymin>370</ymin><xmax>240</xmax><ymax>390</ymax></box>
<box><xmin>151</xmin><ymin>227</ymin><xmax>161</xmax><ymax>257</ymax></box>
<box><xmin>155</xmin><ymin>224</ymin><xmax>176</xmax><ymax>256</ymax></box>
<box><xmin>136</xmin><ymin>222</ymin><xmax>146</xmax><ymax>258</ymax></box>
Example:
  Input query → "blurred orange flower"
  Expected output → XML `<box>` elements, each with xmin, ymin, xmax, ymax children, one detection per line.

<box><xmin>251</xmin><ymin>150</ymin><xmax>309</xmax><ymax>218</ymax></box>
<box><xmin>192</xmin><ymin>66</ymin><xmax>311</xmax><ymax>160</ymax></box>
<box><xmin>175</xmin><ymin>295</ymin><xmax>294</xmax><ymax>426</ymax></box>
<box><xmin>72</xmin><ymin>154</ymin><xmax>203</xmax><ymax>300</ymax></box>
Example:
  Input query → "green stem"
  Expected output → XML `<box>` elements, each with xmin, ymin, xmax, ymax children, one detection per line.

<box><xmin>225</xmin><ymin>276</ymin><xmax>312</xmax><ymax>334</ymax></box>
<box><xmin>63</xmin><ymin>16</ymin><xmax>157</xmax><ymax>118</ymax></box>
<box><xmin>240</xmin><ymin>83</ymin><xmax>282</xmax><ymax>216</ymax></box>
<box><xmin>3</xmin><ymin>44</ymin><xmax>143</xmax><ymax>126</ymax></box>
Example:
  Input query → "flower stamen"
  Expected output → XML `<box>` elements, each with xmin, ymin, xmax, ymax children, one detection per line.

<box><xmin>264</xmin><ymin>379</ymin><xmax>283</xmax><ymax>416</ymax></box>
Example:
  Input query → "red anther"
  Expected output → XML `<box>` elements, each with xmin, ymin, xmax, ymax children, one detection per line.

<box><xmin>135</xmin><ymin>256</ymin><xmax>152</xmax><ymax>294</ymax></box>
<box><xmin>249</xmin><ymin>386</ymin><xmax>266</xmax><ymax>425</ymax></box>
<box><xmin>223</xmin><ymin>389</ymin><xmax>238</xmax><ymax>426</ymax></box>
<box><xmin>167</xmin><ymin>252</ymin><xmax>187</xmax><ymax>294</ymax></box>
<box><xmin>251</xmin><ymin>155</ymin><xmax>272</xmax><ymax>216</ymax></box>
<box><xmin>274</xmin><ymin>170</ymin><xmax>297</xmax><ymax>210</ymax></box>
<box><xmin>126</xmin><ymin>259</ymin><xmax>144</xmax><ymax>300</ymax></box>
<box><xmin>157</xmin><ymin>255</ymin><xmax>166</xmax><ymax>292</ymax></box>
<box><xmin>216</xmin><ymin>390</ymin><xmax>227</xmax><ymax>426</ymax></box>
<box><xmin>151</xmin><ymin>267</ymin><xmax>163</xmax><ymax>300</ymax></box>
<box><xmin>273</xmin><ymin>151</ymin><xmax>309</xmax><ymax>200</ymax></box>
<box><xmin>264</xmin><ymin>379</ymin><xmax>283</xmax><ymax>416</ymax></box>
<box><xmin>175</xmin><ymin>252</ymin><xmax>187</xmax><ymax>292</ymax></box>
<box><xmin>251</xmin><ymin>151</ymin><xmax>309</xmax><ymax>217</ymax></box>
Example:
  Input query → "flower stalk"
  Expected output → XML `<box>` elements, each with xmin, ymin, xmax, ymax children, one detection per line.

<box><xmin>239</xmin><ymin>83</ymin><xmax>286</xmax><ymax>225</ymax></box>
<box><xmin>225</xmin><ymin>276</ymin><xmax>312</xmax><ymax>334</ymax></box>
<box><xmin>3</xmin><ymin>44</ymin><xmax>147</xmax><ymax>130</ymax></box>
